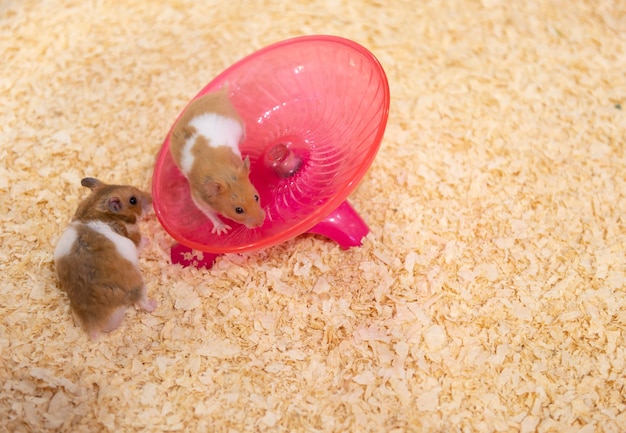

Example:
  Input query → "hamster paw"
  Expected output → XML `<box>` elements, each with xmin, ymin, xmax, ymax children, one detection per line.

<box><xmin>139</xmin><ymin>298</ymin><xmax>157</xmax><ymax>313</ymax></box>
<box><xmin>139</xmin><ymin>236</ymin><xmax>150</xmax><ymax>252</ymax></box>
<box><xmin>211</xmin><ymin>222</ymin><xmax>232</xmax><ymax>235</ymax></box>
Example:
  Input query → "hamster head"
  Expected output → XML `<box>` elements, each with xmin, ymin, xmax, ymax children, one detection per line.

<box><xmin>74</xmin><ymin>177</ymin><xmax>153</xmax><ymax>224</ymax></box>
<box><xmin>203</xmin><ymin>156</ymin><xmax>266</xmax><ymax>228</ymax></box>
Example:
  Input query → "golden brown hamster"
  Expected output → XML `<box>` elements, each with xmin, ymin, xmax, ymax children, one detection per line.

<box><xmin>53</xmin><ymin>177</ymin><xmax>156</xmax><ymax>340</ymax></box>
<box><xmin>169</xmin><ymin>88</ymin><xmax>266</xmax><ymax>234</ymax></box>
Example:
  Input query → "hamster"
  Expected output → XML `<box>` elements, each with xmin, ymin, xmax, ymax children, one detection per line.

<box><xmin>169</xmin><ymin>88</ymin><xmax>266</xmax><ymax>235</ymax></box>
<box><xmin>53</xmin><ymin>177</ymin><xmax>156</xmax><ymax>340</ymax></box>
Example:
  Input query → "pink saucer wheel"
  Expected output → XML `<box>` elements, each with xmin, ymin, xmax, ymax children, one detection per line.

<box><xmin>152</xmin><ymin>35</ymin><xmax>390</xmax><ymax>268</ymax></box>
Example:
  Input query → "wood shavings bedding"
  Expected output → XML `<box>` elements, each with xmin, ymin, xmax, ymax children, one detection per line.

<box><xmin>1</xmin><ymin>0</ymin><xmax>626</xmax><ymax>432</ymax></box>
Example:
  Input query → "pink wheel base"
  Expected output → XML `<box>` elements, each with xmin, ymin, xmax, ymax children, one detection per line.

<box><xmin>171</xmin><ymin>200</ymin><xmax>368</xmax><ymax>268</ymax></box>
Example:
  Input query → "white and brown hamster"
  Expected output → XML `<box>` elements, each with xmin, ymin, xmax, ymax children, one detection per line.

<box><xmin>53</xmin><ymin>177</ymin><xmax>156</xmax><ymax>340</ymax></box>
<box><xmin>169</xmin><ymin>88</ymin><xmax>266</xmax><ymax>235</ymax></box>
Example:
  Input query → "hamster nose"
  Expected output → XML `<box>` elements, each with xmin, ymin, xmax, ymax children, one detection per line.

<box><xmin>245</xmin><ymin>212</ymin><xmax>266</xmax><ymax>228</ymax></box>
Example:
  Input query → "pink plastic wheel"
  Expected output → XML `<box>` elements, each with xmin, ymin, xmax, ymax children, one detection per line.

<box><xmin>152</xmin><ymin>35</ymin><xmax>390</xmax><ymax>258</ymax></box>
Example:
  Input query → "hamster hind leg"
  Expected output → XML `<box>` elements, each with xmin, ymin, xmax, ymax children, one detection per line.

<box><xmin>101</xmin><ymin>306</ymin><xmax>127</xmax><ymax>333</ymax></box>
<box><xmin>137</xmin><ymin>286</ymin><xmax>157</xmax><ymax>312</ymax></box>
<box><xmin>128</xmin><ymin>283</ymin><xmax>157</xmax><ymax>312</ymax></box>
<box><xmin>117</xmin><ymin>266</ymin><xmax>157</xmax><ymax>312</ymax></box>
<box><xmin>138</xmin><ymin>297</ymin><xmax>157</xmax><ymax>312</ymax></box>
<box><xmin>85</xmin><ymin>306</ymin><xmax>126</xmax><ymax>340</ymax></box>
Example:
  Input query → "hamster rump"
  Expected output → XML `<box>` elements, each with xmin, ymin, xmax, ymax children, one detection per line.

<box><xmin>53</xmin><ymin>178</ymin><xmax>156</xmax><ymax>339</ymax></box>
<box><xmin>54</xmin><ymin>222</ymin><xmax>156</xmax><ymax>339</ymax></box>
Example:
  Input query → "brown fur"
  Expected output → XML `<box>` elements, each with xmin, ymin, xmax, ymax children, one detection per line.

<box><xmin>54</xmin><ymin>178</ymin><xmax>156</xmax><ymax>339</ymax></box>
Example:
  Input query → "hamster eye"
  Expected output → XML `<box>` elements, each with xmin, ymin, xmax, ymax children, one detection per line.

<box><xmin>129</xmin><ymin>197</ymin><xmax>137</xmax><ymax>205</ymax></box>
<box><xmin>235</xmin><ymin>207</ymin><xmax>244</xmax><ymax>214</ymax></box>
<box><xmin>254</xmin><ymin>195</ymin><xmax>259</xmax><ymax>202</ymax></box>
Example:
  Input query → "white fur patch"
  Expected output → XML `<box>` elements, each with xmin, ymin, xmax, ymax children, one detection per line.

<box><xmin>85</xmin><ymin>221</ymin><xmax>139</xmax><ymax>266</ymax></box>
<box><xmin>53</xmin><ymin>224</ymin><xmax>78</xmax><ymax>262</ymax></box>
<box><xmin>180</xmin><ymin>113</ymin><xmax>243</xmax><ymax>175</ymax></box>
<box><xmin>180</xmin><ymin>134</ymin><xmax>197</xmax><ymax>176</ymax></box>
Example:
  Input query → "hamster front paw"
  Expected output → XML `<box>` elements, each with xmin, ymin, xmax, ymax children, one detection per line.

<box><xmin>211</xmin><ymin>221</ymin><xmax>232</xmax><ymax>235</ymax></box>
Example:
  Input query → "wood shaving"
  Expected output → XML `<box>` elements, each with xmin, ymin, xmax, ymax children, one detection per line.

<box><xmin>1</xmin><ymin>0</ymin><xmax>626</xmax><ymax>431</ymax></box>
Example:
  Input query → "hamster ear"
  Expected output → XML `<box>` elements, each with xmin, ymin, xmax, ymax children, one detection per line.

<box><xmin>242</xmin><ymin>156</ymin><xmax>250</xmax><ymax>172</ymax></box>
<box><xmin>204</xmin><ymin>180</ymin><xmax>226</xmax><ymax>198</ymax></box>
<box><xmin>81</xmin><ymin>177</ymin><xmax>104</xmax><ymax>190</ymax></box>
<box><xmin>108</xmin><ymin>197</ymin><xmax>122</xmax><ymax>213</ymax></box>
